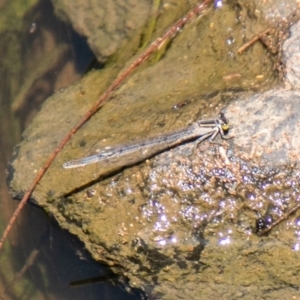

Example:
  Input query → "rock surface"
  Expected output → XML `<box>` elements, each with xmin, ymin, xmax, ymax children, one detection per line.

<box><xmin>51</xmin><ymin>0</ymin><xmax>151</xmax><ymax>62</ymax></box>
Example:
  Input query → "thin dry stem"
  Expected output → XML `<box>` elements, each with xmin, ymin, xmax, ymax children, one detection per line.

<box><xmin>237</xmin><ymin>28</ymin><xmax>271</xmax><ymax>54</ymax></box>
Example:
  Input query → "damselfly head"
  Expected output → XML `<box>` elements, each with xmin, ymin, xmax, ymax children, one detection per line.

<box><xmin>219</xmin><ymin>112</ymin><xmax>230</xmax><ymax>132</ymax></box>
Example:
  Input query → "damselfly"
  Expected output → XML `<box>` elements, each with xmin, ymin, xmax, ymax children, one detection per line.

<box><xmin>63</xmin><ymin>113</ymin><xmax>231</xmax><ymax>169</ymax></box>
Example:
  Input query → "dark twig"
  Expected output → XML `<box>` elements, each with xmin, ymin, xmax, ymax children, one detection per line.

<box><xmin>4</xmin><ymin>249</ymin><xmax>39</xmax><ymax>296</ymax></box>
<box><xmin>237</xmin><ymin>28</ymin><xmax>271</xmax><ymax>54</ymax></box>
<box><xmin>0</xmin><ymin>0</ymin><xmax>213</xmax><ymax>250</ymax></box>
<box><xmin>257</xmin><ymin>202</ymin><xmax>300</xmax><ymax>236</ymax></box>
<box><xmin>238</xmin><ymin>8</ymin><xmax>300</xmax><ymax>54</ymax></box>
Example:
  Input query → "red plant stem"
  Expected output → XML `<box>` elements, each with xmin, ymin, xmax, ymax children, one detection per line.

<box><xmin>0</xmin><ymin>0</ymin><xmax>212</xmax><ymax>250</ymax></box>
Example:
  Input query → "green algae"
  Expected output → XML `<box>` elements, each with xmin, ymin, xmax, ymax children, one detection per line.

<box><xmin>0</xmin><ymin>0</ymin><xmax>39</xmax><ymax>34</ymax></box>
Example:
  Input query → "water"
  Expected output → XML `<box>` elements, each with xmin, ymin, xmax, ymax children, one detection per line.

<box><xmin>0</xmin><ymin>0</ymin><xmax>144</xmax><ymax>299</ymax></box>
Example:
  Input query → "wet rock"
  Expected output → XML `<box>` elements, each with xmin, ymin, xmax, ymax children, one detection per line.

<box><xmin>8</xmin><ymin>3</ymin><xmax>300</xmax><ymax>300</ymax></box>
<box><xmin>51</xmin><ymin>0</ymin><xmax>151</xmax><ymax>62</ymax></box>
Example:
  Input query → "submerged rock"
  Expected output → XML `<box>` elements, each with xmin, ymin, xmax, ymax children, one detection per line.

<box><xmin>8</xmin><ymin>3</ymin><xmax>300</xmax><ymax>300</ymax></box>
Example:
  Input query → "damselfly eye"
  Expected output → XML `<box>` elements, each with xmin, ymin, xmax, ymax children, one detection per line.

<box><xmin>221</xmin><ymin>123</ymin><xmax>230</xmax><ymax>131</ymax></box>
